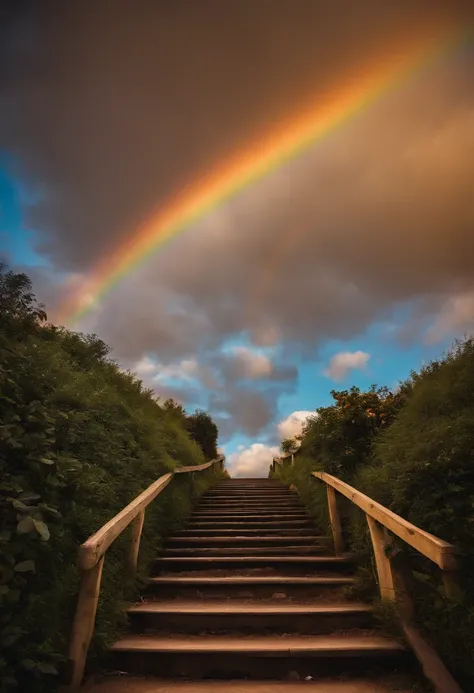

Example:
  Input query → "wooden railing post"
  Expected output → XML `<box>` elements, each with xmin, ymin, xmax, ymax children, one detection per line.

<box><xmin>68</xmin><ymin>556</ymin><xmax>105</xmax><ymax>690</ymax></box>
<box><xmin>326</xmin><ymin>486</ymin><xmax>345</xmax><ymax>555</ymax></box>
<box><xmin>128</xmin><ymin>509</ymin><xmax>145</xmax><ymax>574</ymax></box>
<box><xmin>366</xmin><ymin>515</ymin><xmax>395</xmax><ymax>601</ymax></box>
<box><xmin>441</xmin><ymin>569</ymin><xmax>462</xmax><ymax>600</ymax></box>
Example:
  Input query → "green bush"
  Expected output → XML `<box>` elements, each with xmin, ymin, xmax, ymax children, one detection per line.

<box><xmin>275</xmin><ymin>340</ymin><xmax>474</xmax><ymax>689</ymax></box>
<box><xmin>0</xmin><ymin>265</ymin><xmax>221</xmax><ymax>691</ymax></box>
<box><xmin>357</xmin><ymin>339</ymin><xmax>474</xmax><ymax>689</ymax></box>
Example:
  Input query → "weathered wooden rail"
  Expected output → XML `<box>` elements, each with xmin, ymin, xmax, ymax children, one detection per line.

<box><xmin>67</xmin><ymin>455</ymin><xmax>225</xmax><ymax>690</ymax></box>
<box><xmin>271</xmin><ymin>454</ymin><xmax>460</xmax><ymax>600</ymax></box>
<box><xmin>271</xmin><ymin>455</ymin><xmax>463</xmax><ymax>693</ymax></box>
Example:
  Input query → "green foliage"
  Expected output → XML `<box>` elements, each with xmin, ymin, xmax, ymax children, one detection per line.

<box><xmin>300</xmin><ymin>385</ymin><xmax>408</xmax><ymax>480</ymax></box>
<box><xmin>185</xmin><ymin>409</ymin><xmax>218</xmax><ymax>460</ymax></box>
<box><xmin>0</xmin><ymin>265</ymin><xmax>220</xmax><ymax>691</ymax></box>
<box><xmin>281</xmin><ymin>438</ymin><xmax>296</xmax><ymax>453</ymax></box>
<box><xmin>275</xmin><ymin>340</ymin><xmax>474</xmax><ymax>689</ymax></box>
<box><xmin>358</xmin><ymin>339</ymin><xmax>474</xmax><ymax>688</ymax></box>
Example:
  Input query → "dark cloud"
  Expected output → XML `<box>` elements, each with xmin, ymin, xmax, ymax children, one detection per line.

<box><xmin>1</xmin><ymin>0</ymin><xmax>471</xmax><ymax>269</ymax></box>
<box><xmin>2</xmin><ymin>1</ymin><xmax>474</xmax><ymax>438</ymax></box>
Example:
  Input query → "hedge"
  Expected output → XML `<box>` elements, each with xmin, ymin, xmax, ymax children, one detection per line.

<box><xmin>0</xmin><ymin>265</ymin><xmax>221</xmax><ymax>691</ymax></box>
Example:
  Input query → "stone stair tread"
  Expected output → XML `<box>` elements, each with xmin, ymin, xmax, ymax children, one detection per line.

<box><xmin>128</xmin><ymin>600</ymin><xmax>371</xmax><ymax>614</ymax></box>
<box><xmin>111</xmin><ymin>633</ymin><xmax>405</xmax><ymax>654</ymax></box>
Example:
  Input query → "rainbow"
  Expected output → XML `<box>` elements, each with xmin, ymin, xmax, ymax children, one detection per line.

<box><xmin>58</xmin><ymin>23</ymin><xmax>470</xmax><ymax>325</ymax></box>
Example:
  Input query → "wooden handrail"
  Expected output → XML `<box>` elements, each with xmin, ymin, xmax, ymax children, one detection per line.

<box><xmin>312</xmin><ymin>471</ymin><xmax>459</xmax><ymax>571</ymax></box>
<box><xmin>79</xmin><ymin>473</ymin><xmax>173</xmax><ymax>570</ymax></box>
<box><xmin>174</xmin><ymin>458</ymin><xmax>218</xmax><ymax>473</ymax></box>
<box><xmin>67</xmin><ymin>454</ymin><xmax>224</xmax><ymax>690</ymax></box>
<box><xmin>272</xmin><ymin>461</ymin><xmax>463</xmax><ymax>691</ymax></box>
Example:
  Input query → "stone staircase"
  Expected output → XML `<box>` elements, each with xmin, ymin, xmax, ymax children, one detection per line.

<box><xmin>90</xmin><ymin>478</ymin><xmax>422</xmax><ymax>692</ymax></box>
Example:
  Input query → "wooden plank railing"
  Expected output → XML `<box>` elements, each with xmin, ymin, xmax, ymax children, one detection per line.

<box><xmin>270</xmin><ymin>451</ymin><xmax>295</xmax><ymax>475</ymax></box>
<box><xmin>67</xmin><ymin>455</ymin><xmax>225</xmax><ymax>690</ymax></box>
<box><xmin>311</xmin><ymin>471</ymin><xmax>460</xmax><ymax>599</ymax></box>
<box><xmin>309</xmin><ymin>471</ymin><xmax>464</xmax><ymax>693</ymax></box>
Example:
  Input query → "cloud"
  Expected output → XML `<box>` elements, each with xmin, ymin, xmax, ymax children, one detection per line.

<box><xmin>425</xmin><ymin>290</ymin><xmax>474</xmax><ymax>344</ymax></box>
<box><xmin>128</xmin><ymin>349</ymin><xmax>298</xmax><ymax>440</ymax></box>
<box><xmin>134</xmin><ymin>356</ymin><xmax>200</xmax><ymax>383</ymax></box>
<box><xmin>324</xmin><ymin>351</ymin><xmax>371</xmax><ymax>382</ymax></box>
<box><xmin>231</xmin><ymin>346</ymin><xmax>273</xmax><ymax>379</ymax></box>
<box><xmin>2</xmin><ymin>2</ymin><xmax>474</xmax><ymax>440</ymax></box>
<box><xmin>278</xmin><ymin>410</ymin><xmax>314</xmax><ymax>440</ymax></box>
<box><xmin>227</xmin><ymin>443</ymin><xmax>280</xmax><ymax>478</ymax></box>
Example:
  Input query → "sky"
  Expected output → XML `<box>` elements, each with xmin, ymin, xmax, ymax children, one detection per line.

<box><xmin>1</xmin><ymin>1</ymin><xmax>474</xmax><ymax>477</ymax></box>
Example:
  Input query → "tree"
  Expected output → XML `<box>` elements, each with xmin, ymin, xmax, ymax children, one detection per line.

<box><xmin>281</xmin><ymin>438</ymin><xmax>297</xmax><ymax>453</ymax></box>
<box><xmin>0</xmin><ymin>262</ymin><xmax>46</xmax><ymax>338</ymax></box>
<box><xmin>185</xmin><ymin>409</ymin><xmax>218</xmax><ymax>460</ymax></box>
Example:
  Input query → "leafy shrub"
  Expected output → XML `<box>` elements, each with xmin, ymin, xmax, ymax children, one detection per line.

<box><xmin>299</xmin><ymin>385</ymin><xmax>409</xmax><ymax>480</ymax></box>
<box><xmin>275</xmin><ymin>340</ymin><xmax>474</xmax><ymax>689</ymax></box>
<box><xmin>0</xmin><ymin>265</ymin><xmax>221</xmax><ymax>691</ymax></box>
<box><xmin>358</xmin><ymin>339</ymin><xmax>474</xmax><ymax>689</ymax></box>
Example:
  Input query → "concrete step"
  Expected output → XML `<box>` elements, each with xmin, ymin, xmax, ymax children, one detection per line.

<box><xmin>166</xmin><ymin>535</ymin><xmax>328</xmax><ymax>547</ymax></box>
<box><xmin>152</xmin><ymin>555</ymin><xmax>354</xmax><ymax>573</ymax></box>
<box><xmin>161</xmin><ymin>546</ymin><xmax>329</xmax><ymax>557</ymax></box>
<box><xmin>84</xmin><ymin>677</ymin><xmax>418</xmax><ymax>693</ymax></box>
<box><xmin>110</xmin><ymin>633</ymin><xmax>409</xmax><ymax>679</ymax></box>
<box><xmin>146</xmin><ymin>575</ymin><xmax>356</xmax><ymax>599</ymax></box>
<box><xmin>127</xmin><ymin>600</ymin><xmax>375</xmax><ymax>635</ymax></box>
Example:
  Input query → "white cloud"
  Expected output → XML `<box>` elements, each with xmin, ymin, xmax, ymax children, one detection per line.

<box><xmin>324</xmin><ymin>350</ymin><xmax>370</xmax><ymax>382</ymax></box>
<box><xmin>134</xmin><ymin>355</ymin><xmax>157</xmax><ymax>375</ymax></box>
<box><xmin>227</xmin><ymin>443</ymin><xmax>280</xmax><ymax>478</ymax></box>
<box><xmin>278</xmin><ymin>410</ymin><xmax>313</xmax><ymax>440</ymax></box>
<box><xmin>426</xmin><ymin>290</ymin><xmax>474</xmax><ymax>344</ymax></box>
<box><xmin>132</xmin><ymin>356</ymin><xmax>200</xmax><ymax>383</ymax></box>
<box><xmin>232</xmin><ymin>346</ymin><xmax>273</xmax><ymax>379</ymax></box>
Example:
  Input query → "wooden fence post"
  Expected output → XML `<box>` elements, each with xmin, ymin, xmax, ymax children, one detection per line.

<box><xmin>366</xmin><ymin>515</ymin><xmax>396</xmax><ymax>601</ymax></box>
<box><xmin>128</xmin><ymin>509</ymin><xmax>145</xmax><ymax>574</ymax></box>
<box><xmin>441</xmin><ymin>569</ymin><xmax>462</xmax><ymax>600</ymax></box>
<box><xmin>68</xmin><ymin>555</ymin><xmax>105</xmax><ymax>690</ymax></box>
<box><xmin>326</xmin><ymin>486</ymin><xmax>345</xmax><ymax>555</ymax></box>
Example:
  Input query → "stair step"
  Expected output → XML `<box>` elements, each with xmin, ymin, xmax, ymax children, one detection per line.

<box><xmin>190</xmin><ymin>509</ymin><xmax>308</xmax><ymax>522</ymax></box>
<box><xmin>83</xmin><ymin>677</ymin><xmax>418</xmax><ymax>693</ymax></box>
<box><xmin>195</xmin><ymin>501</ymin><xmax>305</xmax><ymax>513</ymax></box>
<box><xmin>127</xmin><ymin>600</ymin><xmax>374</xmax><ymax>635</ymax></box>
<box><xmin>196</xmin><ymin>505</ymin><xmax>303</xmax><ymax>510</ymax></box>
<box><xmin>173</xmin><ymin>528</ymin><xmax>319</xmax><ymax>536</ymax></box>
<box><xmin>162</xmin><ymin>546</ymin><xmax>328</xmax><ymax>557</ymax></box>
<box><xmin>167</xmin><ymin>535</ymin><xmax>328</xmax><ymax>547</ymax></box>
<box><xmin>187</xmin><ymin>520</ymin><xmax>314</xmax><ymax>529</ymax></box>
<box><xmin>110</xmin><ymin>633</ymin><xmax>408</xmax><ymax>679</ymax></box>
<box><xmin>153</xmin><ymin>555</ymin><xmax>354</xmax><ymax>573</ymax></box>
<box><xmin>201</xmin><ymin>488</ymin><xmax>299</xmax><ymax>500</ymax></box>
<box><xmin>146</xmin><ymin>575</ymin><xmax>355</xmax><ymax>598</ymax></box>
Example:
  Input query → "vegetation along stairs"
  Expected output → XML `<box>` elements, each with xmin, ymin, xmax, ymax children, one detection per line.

<box><xmin>84</xmin><ymin>477</ymin><xmax>443</xmax><ymax>693</ymax></box>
